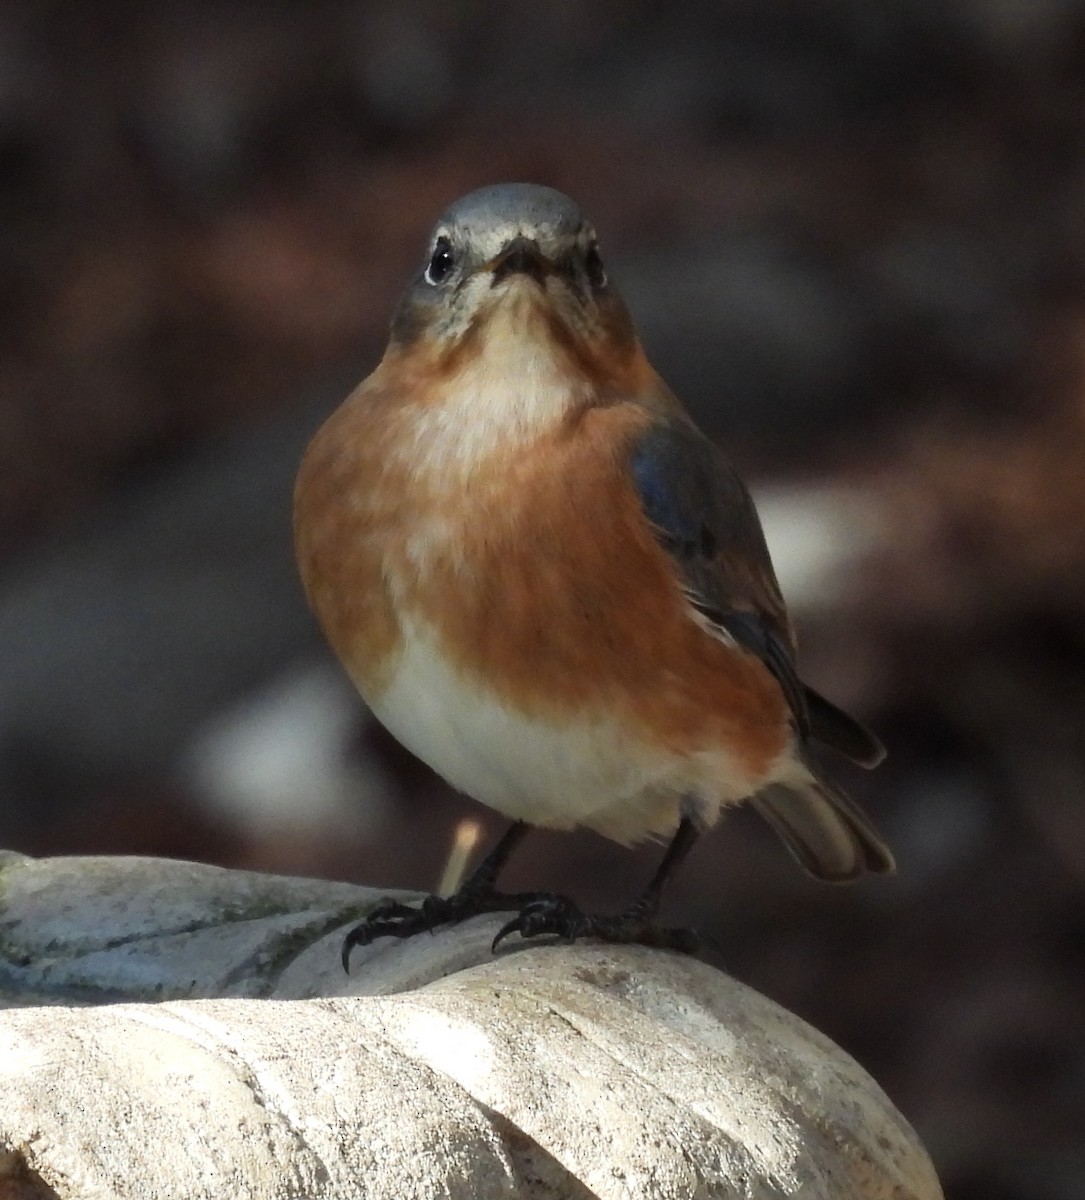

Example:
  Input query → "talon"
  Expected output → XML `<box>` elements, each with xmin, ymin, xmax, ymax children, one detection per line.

<box><xmin>339</xmin><ymin>896</ymin><xmax>431</xmax><ymax>972</ymax></box>
<box><xmin>491</xmin><ymin>914</ymin><xmax>524</xmax><ymax>952</ymax></box>
<box><xmin>490</xmin><ymin>895</ymin><xmax>586</xmax><ymax>947</ymax></box>
<box><xmin>339</xmin><ymin>887</ymin><xmax>531</xmax><ymax>971</ymax></box>
<box><xmin>341</xmin><ymin>924</ymin><xmax>372</xmax><ymax>973</ymax></box>
<box><xmin>488</xmin><ymin>893</ymin><xmax>701</xmax><ymax>955</ymax></box>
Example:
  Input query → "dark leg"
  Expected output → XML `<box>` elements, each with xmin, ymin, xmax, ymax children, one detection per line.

<box><xmin>492</xmin><ymin>817</ymin><xmax>702</xmax><ymax>954</ymax></box>
<box><xmin>622</xmin><ymin>816</ymin><xmax>700</xmax><ymax>922</ymax></box>
<box><xmin>342</xmin><ymin>821</ymin><xmax>544</xmax><ymax>970</ymax></box>
<box><xmin>457</xmin><ymin>819</ymin><xmax>530</xmax><ymax>895</ymax></box>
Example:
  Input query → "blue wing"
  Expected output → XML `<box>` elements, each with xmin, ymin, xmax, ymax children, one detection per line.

<box><xmin>629</xmin><ymin>416</ymin><xmax>883</xmax><ymax>767</ymax></box>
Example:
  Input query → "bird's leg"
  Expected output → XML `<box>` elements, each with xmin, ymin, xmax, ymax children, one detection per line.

<box><xmin>342</xmin><ymin>820</ymin><xmax>552</xmax><ymax>969</ymax></box>
<box><xmin>454</xmin><ymin>818</ymin><xmax>530</xmax><ymax>897</ymax></box>
<box><xmin>620</xmin><ymin>815</ymin><xmax>700</xmax><ymax>924</ymax></box>
<box><xmin>492</xmin><ymin>817</ymin><xmax>702</xmax><ymax>954</ymax></box>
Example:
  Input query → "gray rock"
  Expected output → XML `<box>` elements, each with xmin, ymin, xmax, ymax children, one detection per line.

<box><xmin>0</xmin><ymin>850</ymin><xmax>943</xmax><ymax>1199</ymax></box>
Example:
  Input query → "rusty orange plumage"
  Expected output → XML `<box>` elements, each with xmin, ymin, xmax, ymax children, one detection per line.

<box><xmin>294</xmin><ymin>183</ymin><xmax>893</xmax><ymax>962</ymax></box>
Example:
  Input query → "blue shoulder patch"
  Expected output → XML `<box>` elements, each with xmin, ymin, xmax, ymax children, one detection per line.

<box><xmin>629</xmin><ymin>433</ymin><xmax>702</xmax><ymax>552</ymax></box>
<box><xmin>626</xmin><ymin>418</ymin><xmax>811</xmax><ymax>736</ymax></box>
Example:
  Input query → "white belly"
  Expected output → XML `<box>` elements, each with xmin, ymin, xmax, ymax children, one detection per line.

<box><xmin>363</xmin><ymin>615</ymin><xmax>767</xmax><ymax>844</ymax></box>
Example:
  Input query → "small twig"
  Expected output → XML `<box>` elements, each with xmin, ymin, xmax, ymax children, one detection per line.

<box><xmin>436</xmin><ymin>818</ymin><xmax>483</xmax><ymax>897</ymax></box>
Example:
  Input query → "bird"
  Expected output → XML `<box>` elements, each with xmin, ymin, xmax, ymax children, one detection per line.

<box><xmin>293</xmin><ymin>182</ymin><xmax>894</xmax><ymax>967</ymax></box>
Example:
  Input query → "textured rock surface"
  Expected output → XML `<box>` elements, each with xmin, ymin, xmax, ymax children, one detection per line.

<box><xmin>0</xmin><ymin>851</ymin><xmax>943</xmax><ymax>1199</ymax></box>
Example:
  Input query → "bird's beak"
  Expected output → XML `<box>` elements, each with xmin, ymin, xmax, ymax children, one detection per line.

<box><xmin>487</xmin><ymin>236</ymin><xmax>552</xmax><ymax>287</ymax></box>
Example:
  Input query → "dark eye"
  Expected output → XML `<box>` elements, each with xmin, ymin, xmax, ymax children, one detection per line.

<box><xmin>584</xmin><ymin>242</ymin><xmax>607</xmax><ymax>289</ymax></box>
<box><xmin>425</xmin><ymin>236</ymin><xmax>455</xmax><ymax>285</ymax></box>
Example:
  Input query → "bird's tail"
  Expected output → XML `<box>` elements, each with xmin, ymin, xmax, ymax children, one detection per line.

<box><xmin>750</xmin><ymin>770</ymin><xmax>895</xmax><ymax>882</ymax></box>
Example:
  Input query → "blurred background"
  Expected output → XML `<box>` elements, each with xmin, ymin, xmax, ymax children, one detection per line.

<box><xmin>2</xmin><ymin>1</ymin><xmax>1084</xmax><ymax>1193</ymax></box>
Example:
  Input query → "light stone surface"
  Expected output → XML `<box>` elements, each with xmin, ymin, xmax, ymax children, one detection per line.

<box><xmin>0</xmin><ymin>850</ymin><xmax>943</xmax><ymax>1199</ymax></box>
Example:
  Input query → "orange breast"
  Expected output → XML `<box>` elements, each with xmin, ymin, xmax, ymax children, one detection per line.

<box><xmin>293</xmin><ymin>377</ymin><xmax>409</xmax><ymax>696</ymax></box>
<box><xmin>401</xmin><ymin>402</ymin><xmax>791</xmax><ymax>780</ymax></box>
<box><xmin>295</xmin><ymin>340</ymin><xmax>791</xmax><ymax>786</ymax></box>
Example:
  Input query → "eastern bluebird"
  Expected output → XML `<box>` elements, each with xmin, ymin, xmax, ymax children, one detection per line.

<box><xmin>294</xmin><ymin>183</ymin><xmax>893</xmax><ymax>965</ymax></box>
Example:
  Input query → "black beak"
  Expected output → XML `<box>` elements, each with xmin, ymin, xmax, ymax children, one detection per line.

<box><xmin>490</xmin><ymin>236</ymin><xmax>549</xmax><ymax>287</ymax></box>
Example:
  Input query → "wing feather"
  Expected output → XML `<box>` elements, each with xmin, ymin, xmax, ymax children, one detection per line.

<box><xmin>628</xmin><ymin>416</ymin><xmax>885</xmax><ymax>771</ymax></box>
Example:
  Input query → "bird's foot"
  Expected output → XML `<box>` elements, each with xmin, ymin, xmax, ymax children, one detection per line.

<box><xmin>491</xmin><ymin>893</ymin><xmax>700</xmax><ymax>954</ymax></box>
<box><xmin>341</xmin><ymin>887</ymin><xmax>547</xmax><ymax>970</ymax></box>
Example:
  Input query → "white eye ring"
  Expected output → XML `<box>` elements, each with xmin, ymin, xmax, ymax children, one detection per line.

<box><xmin>425</xmin><ymin>236</ymin><xmax>455</xmax><ymax>285</ymax></box>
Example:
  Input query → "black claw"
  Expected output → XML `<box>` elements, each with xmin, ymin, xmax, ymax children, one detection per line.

<box><xmin>342</xmin><ymin>887</ymin><xmax>701</xmax><ymax>971</ymax></box>
<box><xmin>489</xmin><ymin>899</ymin><xmax>582</xmax><ymax>951</ymax></box>
<box><xmin>339</xmin><ymin>888</ymin><xmax>546</xmax><ymax>971</ymax></box>
<box><xmin>490</xmin><ymin>893</ymin><xmax>700</xmax><ymax>954</ymax></box>
<box><xmin>490</xmin><ymin>915</ymin><xmax>522</xmax><ymax>953</ymax></box>
<box><xmin>341</xmin><ymin>922</ymin><xmax>373</xmax><ymax>973</ymax></box>
<box><xmin>341</xmin><ymin>895</ymin><xmax>453</xmax><ymax>971</ymax></box>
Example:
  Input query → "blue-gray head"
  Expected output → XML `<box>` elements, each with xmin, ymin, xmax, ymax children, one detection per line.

<box><xmin>390</xmin><ymin>183</ymin><xmax>635</xmax><ymax>353</ymax></box>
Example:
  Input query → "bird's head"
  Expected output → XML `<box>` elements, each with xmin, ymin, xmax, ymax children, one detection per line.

<box><xmin>388</xmin><ymin>183</ymin><xmax>640</xmax><ymax>382</ymax></box>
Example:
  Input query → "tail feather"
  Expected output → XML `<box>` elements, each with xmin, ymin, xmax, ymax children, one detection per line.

<box><xmin>804</xmin><ymin>686</ymin><xmax>886</xmax><ymax>768</ymax></box>
<box><xmin>750</xmin><ymin>773</ymin><xmax>895</xmax><ymax>882</ymax></box>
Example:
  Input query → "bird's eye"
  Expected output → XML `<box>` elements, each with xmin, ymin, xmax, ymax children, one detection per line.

<box><xmin>425</xmin><ymin>236</ymin><xmax>455</xmax><ymax>285</ymax></box>
<box><xmin>584</xmin><ymin>242</ymin><xmax>607</xmax><ymax>289</ymax></box>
